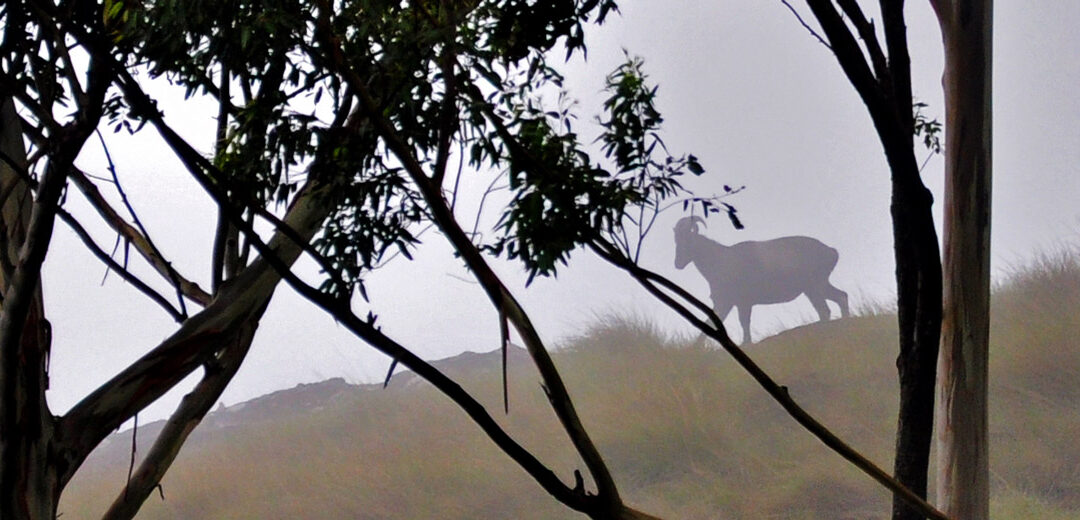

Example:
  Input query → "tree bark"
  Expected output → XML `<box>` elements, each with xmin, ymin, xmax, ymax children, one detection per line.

<box><xmin>798</xmin><ymin>4</ymin><xmax>945</xmax><ymax>518</ymax></box>
<box><xmin>0</xmin><ymin>95</ymin><xmax>60</xmax><ymax>520</ymax></box>
<box><xmin>932</xmin><ymin>2</ymin><xmax>993</xmax><ymax>519</ymax></box>
<box><xmin>889</xmin><ymin>181</ymin><xmax>943</xmax><ymax>520</ymax></box>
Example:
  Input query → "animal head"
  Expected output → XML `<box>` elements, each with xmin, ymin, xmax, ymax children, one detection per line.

<box><xmin>673</xmin><ymin>216</ymin><xmax>706</xmax><ymax>269</ymax></box>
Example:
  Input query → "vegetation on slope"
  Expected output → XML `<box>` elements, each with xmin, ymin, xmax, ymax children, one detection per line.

<box><xmin>60</xmin><ymin>251</ymin><xmax>1080</xmax><ymax>519</ymax></box>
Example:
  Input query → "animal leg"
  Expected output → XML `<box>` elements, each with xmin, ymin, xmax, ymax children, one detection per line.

<box><xmin>807</xmin><ymin>293</ymin><xmax>831</xmax><ymax>322</ymax></box>
<box><xmin>823</xmin><ymin>284</ymin><xmax>850</xmax><ymax>318</ymax></box>
<box><xmin>736</xmin><ymin>305</ymin><xmax>753</xmax><ymax>345</ymax></box>
<box><xmin>712</xmin><ymin>300</ymin><xmax>734</xmax><ymax>323</ymax></box>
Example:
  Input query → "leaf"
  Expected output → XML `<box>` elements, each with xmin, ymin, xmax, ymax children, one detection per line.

<box><xmin>382</xmin><ymin>359</ymin><xmax>399</xmax><ymax>388</ymax></box>
<box><xmin>687</xmin><ymin>156</ymin><xmax>704</xmax><ymax>175</ymax></box>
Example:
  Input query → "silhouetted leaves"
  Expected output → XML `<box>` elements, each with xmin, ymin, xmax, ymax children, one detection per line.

<box><xmin>912</xmin><ymin>101</ymin><xmax>942</xmax><ymax>155</ymax></box>
<box><xmin>95</xmin><ymin>0</ymin><xmax>720</xmax><ymax>293</ymax></box>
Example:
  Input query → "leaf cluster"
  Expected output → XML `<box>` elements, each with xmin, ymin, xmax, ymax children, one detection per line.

<box><xmin>91</xmin><ymin>0</ymin><xmax>710</xmax><ymax>297</ymax></box>
<box><xmin>912</xmin><ymin>101</ymin><xmax>942</xmax><ymax>155</ymax></box>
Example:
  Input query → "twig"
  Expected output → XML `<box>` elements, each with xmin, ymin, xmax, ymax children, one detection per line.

<box><xmin>58</xmin><ymin>209</ymin><xmax>185</xmax><ymax>322</ymax></box>
<box><xmin>69</xmin><ymin>168</ymin><xmax>211</xmax><ymax>307</ymax></box>
<box><xmin>781</xmin><ymin>0</ymin><xmax>832</xmax><ymax>49</ymax></box>
<box><xmin>95</xmin><ymin>130</ymin><xmax>190</xmax><ymax>317</ymax></box>
<box><xmin>124</xmin><ymin>414</ymin><xmax>138</xmax><ymax>501</ymax></box>
<box><xmin>470</xmin><ymin>175</ymin><xmax>507</xmax><ymax>239</ymax></box>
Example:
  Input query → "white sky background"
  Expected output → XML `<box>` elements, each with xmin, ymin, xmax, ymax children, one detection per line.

<box><xmin>42</xmin><ymin>2</ymin><xmax>1080</xmax><ymax>422</ymax></box>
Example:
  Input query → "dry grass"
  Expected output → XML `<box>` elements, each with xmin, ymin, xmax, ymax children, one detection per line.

<box><xmin>59</xmin><ymin>252</ymin><xmax>1080</xmax><ymax>519</ymax></box>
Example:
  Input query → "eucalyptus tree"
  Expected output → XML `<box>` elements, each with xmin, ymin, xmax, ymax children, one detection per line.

<box><xmin>1</xmin><ymin>0</ymin><xmax>675</xmax><ymax>518</ymax></box>
<box><xmin>0</xmin><ymin>1</ymin><xmax>981</xmax><ymax>520</ymax></box>
<box><xmin>778</xmin><ymin>2</ymin><xmax>993</xmax><ymax>519</ymax></box>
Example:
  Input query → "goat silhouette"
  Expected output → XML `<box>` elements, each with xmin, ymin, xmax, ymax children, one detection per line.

<box><xmin>673</xmin><ymin>216</ymin><xmax>850</xmax><ymax>344</ymax></box>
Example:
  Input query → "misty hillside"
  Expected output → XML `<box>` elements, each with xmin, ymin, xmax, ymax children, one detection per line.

<box><xmin>60</xmin><ymin>252</ymin><xmax>1080</xmax><ymax>519</ymax></box>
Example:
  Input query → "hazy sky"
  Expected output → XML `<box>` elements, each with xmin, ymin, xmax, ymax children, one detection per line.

<box><xmin>42</xmin><ymin>2</ymin><xmax>1080</xmax><ymax>422</ymax></box>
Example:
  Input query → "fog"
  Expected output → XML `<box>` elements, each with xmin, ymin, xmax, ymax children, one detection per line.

<box><xmin>43</xmin><ymin>2</ymin><xmax>1080</xmax><ymax>422</ymax></box>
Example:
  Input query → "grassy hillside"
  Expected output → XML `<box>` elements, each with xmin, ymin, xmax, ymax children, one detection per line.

<box><xmin>60</xmin><ymin>252</ymin><xmax>1080</xmax><ymax>519</ymax></box>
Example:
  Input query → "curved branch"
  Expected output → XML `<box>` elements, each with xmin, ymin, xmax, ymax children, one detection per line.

<box><xmin>313</xmin><ymin>4</ymin><xmax>623</xmax><ymax>508</ymax></box>
<box><xmin>56</xmin><ymin>208</ymin><xmax>185</xmax><ymax>322</ymax></box>
<box><xmin>100</xmin><ymin>322</ymin><xmax>256</xmax><ymax>520</ymax></box>
<box><xmin>588</xmin><ymin>239</ymin><xmax>952</xmax><ymax>520</ymax></box>
<box><xmin>69</xmin><ymin>169</ymin><xmax>211</xmax><ymax>306</ymax></box>
<box><xmin>209</xmin><ymin>204</ymin><xmax>608</xmax><ymax>514</ymax></box>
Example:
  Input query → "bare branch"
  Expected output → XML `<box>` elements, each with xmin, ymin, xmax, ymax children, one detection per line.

<box><xmin>54</xmin><ymin>48</ymin><xmax>340</xmax><ymax>481</ymax></box>
<box><xmin>835</xmin><ymin>0</ymin><xmax>888</xmax><ymax>82</ymax></box>
<box><xmin>56</xmin><ymin>208</ymin><xmax>185</xmax><ymax>322</ymax></box>
<box><xmin>95</xmin><ymin>130</ymin><xmax>192</xmax><ymax>316</ymax></box>
<box><xmin>69</xmin><ymin>169</ymin><xmax>211</xmax><ymax>307</ymax></box>
<box><xmin>101</xmin><ymin>323</ymin><xmax>256</xmax><ymax>520</ymax></box>
<box><xmin>207</xmin><ymin>206</ymin><xmax>601</xmax><ymax>514</ymax></box>
<box><xmin>588</xmin><ymin>239</ymin><xmax>953</xmax><ymax>520</ymax></box>
<box><xmin>781</xmin><ymin>0</ymin><xmax>831</xmax><ymax>49</ymax></box>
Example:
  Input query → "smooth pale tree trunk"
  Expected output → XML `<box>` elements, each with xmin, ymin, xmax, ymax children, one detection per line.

<box><xmin>932</xmin><ymin>1</ymin><xmax>993</xmax><ymax>519</ymax></box>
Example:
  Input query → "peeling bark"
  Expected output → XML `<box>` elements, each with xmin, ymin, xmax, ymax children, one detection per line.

<box><xmin>932</xmin><ymin>2</ymin><xmax>993</xmax><ymax>519</ymax></box>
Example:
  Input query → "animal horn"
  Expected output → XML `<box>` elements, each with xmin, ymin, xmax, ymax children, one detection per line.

<box><xmin>674</xmin><ymin>216</ymin><xmax>706</xmax><ymax>237</ymax></box>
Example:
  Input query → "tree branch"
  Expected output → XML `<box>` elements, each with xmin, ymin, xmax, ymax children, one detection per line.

<box><xmin>432</xmin><ymin>31</ymin><xmax>459</xmax><ymax>186</ymax></box>
<box><xmin>835</xmin><ymin>0</ymin><xmax>889</xmax><ymax>82</ymax></box>
<box><xmin>803</xmin><ymin>0</ymin><xmax>881</xmax><ymax>104</ymax></box>
<box><xmin>588</xmin><ymin>239</ymin><xmax>953</xmax><ymax>520</ymax></box>
<box><xmin>55</xmin><ymin>208</ymin><xmax>185</xmax><ymax>322</ymax></box>
<box><xmin>107</xmin><ymin>66</ymin><xmax>349</xmax><ymax>294</ymax></box>
<box><xmin>780</xmin><ymin>0</ymin><xmax>831</xmax><ymax>49</ymax></box>
<box><xmin>95</xmin><ymin>130</ymin><xmax>193</xmax><ymax>316</ymax></box>
<box><xmin>211</xmin><ymin>63</ymin><xmax>234</xmax><ymax>293</ymax></box>
<box><xmin>68</xmin><ymin>168</ymin><xmax>211</xmax><ymax>307</ymax></box>
<box><xmin>206</xmin><ymin>209</ymin><xmax>603</xmax><ymax>514</ymax></box>
<box><xmin>879</xmin><ymin>0</ymin><xmax>914</xmax><ymax>131</ymax></box>
<box><xmin>57</xmin><ymin>170</ymin><xmax>335</xmax><ymax>485</ymax></box>
<box><xmin>100</xmin><ymin>321</ymin><xmax>256</xmax><ymax>520</ymax></box>
<box><xmin>314</xmin><ymin>4</ymin><xmax>622</xmax><ymax>508</ymax></box>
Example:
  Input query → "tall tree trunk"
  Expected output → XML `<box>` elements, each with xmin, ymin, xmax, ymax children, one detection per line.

<box><xmin>0</xmin><ymin>96</ymin><xmax>59</xmax><ymax>520</ymax></box>
<box><xmin>932</xmin><ymin>1</ymin><xmax>993</xmax><ymax>519</ymax></box>
<box><xmin>798</xmin><ymin>4</ymin><xmax>946</xmax><ymax>516</ymax></box>
<box><xmin>886</xmin><ymin>141</ymin><xmax>944</xmax><ymax>520</ymax></box>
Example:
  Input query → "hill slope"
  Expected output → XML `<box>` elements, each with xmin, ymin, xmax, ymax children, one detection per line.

<box><xmin>60</xmin><ymin>254</ymin><xmax>1080</xmax><ymax>519</ymax></box>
